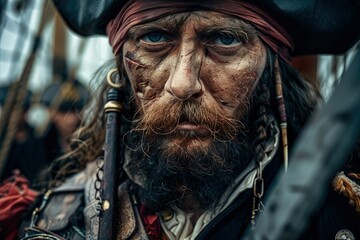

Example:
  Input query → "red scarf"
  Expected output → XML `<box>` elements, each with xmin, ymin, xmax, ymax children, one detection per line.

<box><xmin>139</xmin><ymin>204</ymin><xmax>163</xmax><ymax>240</ymax></box>
<box><xmin>0</xmin><ymin>170</ymin><xmax>38</xmax><ymax>240</ymax></box>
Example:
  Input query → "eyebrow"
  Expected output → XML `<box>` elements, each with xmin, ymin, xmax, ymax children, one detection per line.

<box><xmin>127</xmin><ymin>11</ymin><xmax>258</xmax><ymax>39</ymax></box>
<box><xmin>127</xmin><ymin>14</ymin><xmax>190</xmax><ymax>36</ymax></box>
<box><xmin>199</xmin><ymin>27</ymin><xmax>250</xmax><ymax>41</ymax></box>
<box><xmin>197</xmin><ymin>16</ymin><xmax>257</xmax><ymax>36</ymax></box>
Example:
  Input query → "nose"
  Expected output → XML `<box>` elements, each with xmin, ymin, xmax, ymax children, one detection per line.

<box><xmin>165</xmin><ymin>47</ymin><xmax>203</xmax><ymax>100</ymax></box>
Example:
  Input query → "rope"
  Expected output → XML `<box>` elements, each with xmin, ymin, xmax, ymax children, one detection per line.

<box><xmin>0</xmin><ymin>0</ymin><xmax>54</xmax><ymax>180</ymax></box>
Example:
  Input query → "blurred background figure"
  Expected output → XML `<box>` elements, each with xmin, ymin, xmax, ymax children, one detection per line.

<box><xmin>0</xmin><ymin>77</ymin><xmax>90</xmax><ymax>187</ymax></box>
<box><xmin>0</xmin><ymin>84</ymin><xmax>44</xmax><ymax>185</ymax></box>
<box><xmin>38</xmin><ymin>77</ymin><xmax>90</xmax><ymax>166</ymax></box>
<box><xmin>0</xmin><ymin>0</ymin><xmax>111</xmax><ymax>187</ymax></box>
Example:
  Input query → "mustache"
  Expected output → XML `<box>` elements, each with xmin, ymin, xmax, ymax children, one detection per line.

<box><xmin>132</xmin><ymin>99</ymin><xmax>245</xmax><ymax>141</ymax></box>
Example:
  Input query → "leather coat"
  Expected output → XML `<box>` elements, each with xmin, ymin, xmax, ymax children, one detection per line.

<box><xmin>20</xmin><ymin>155</ymin><xmax>360</xmax><ymax>240</ymax></box>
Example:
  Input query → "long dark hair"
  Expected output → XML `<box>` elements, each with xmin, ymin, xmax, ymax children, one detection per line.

<box><xmin>248</xmin><ymin>49</ymin><xmax>321</xmax><ymax>164</ymax></box>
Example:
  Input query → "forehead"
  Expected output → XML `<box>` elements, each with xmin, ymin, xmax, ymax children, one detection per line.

<box><xmin>127</xmin><ymin>11</ymin><xmax>257</xmax><ymax>35</ymax></box>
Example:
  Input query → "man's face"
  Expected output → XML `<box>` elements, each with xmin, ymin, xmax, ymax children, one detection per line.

<box><xmin>123</xmin><ymin>11</ymin><xmax>266</xmax><ymax>158</ymax></box>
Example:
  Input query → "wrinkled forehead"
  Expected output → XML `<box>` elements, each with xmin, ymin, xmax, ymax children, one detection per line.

<box><xmin>126</xmin><ymin>11</ymin><xmax>257</xmax><ymax>36</ymax></box>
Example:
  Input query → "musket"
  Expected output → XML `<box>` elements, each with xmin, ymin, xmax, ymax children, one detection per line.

<box><xmin>246</xmin><ymin>50</ymin><xmax>360</xmax><ymax>239</ymax></box>
<box><xmin>98</xmin><ymin>69</ymin><xmax>124</xmax><ymax>239</ymax></box>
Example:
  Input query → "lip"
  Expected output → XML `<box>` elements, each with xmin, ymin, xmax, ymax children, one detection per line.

<box><xmin>177</xmin><ymin>123</ymin><xmax>201</xmax><ymax>130</ymax></box>
<box><xmin>176</xmin><ymin>122</ymin><xmax>210</xmax><ymax>136</ymax></box>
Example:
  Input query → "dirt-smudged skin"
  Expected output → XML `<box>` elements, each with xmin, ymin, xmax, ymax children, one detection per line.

<box><xmin>123</xmin><ymin>11</ymin><xmax>267</xmax><ymax>154</ymax></box>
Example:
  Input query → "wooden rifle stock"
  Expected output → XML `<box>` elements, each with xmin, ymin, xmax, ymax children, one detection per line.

<box><xmin>98</xmin><ymin>69</ymin><xmax>124</xmax><ymax>239</ymax></box>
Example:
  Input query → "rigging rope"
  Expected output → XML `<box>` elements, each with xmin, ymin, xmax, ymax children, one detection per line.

<box><xmin>0</xmin><ymin>0</ymin><xmax>54</xmax><ymax>180</ymax></box>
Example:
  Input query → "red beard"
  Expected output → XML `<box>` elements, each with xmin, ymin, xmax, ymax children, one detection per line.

<box><xmin>132</xmin><ymin>99</ymin><xmax>246</xmax><ymax>158</ymax></box>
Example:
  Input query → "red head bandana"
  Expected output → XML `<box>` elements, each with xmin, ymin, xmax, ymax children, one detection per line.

<box><xmin>106</xmin><ymin>0</ymin><xmax>294</xmax><ymax>62</ymax></box>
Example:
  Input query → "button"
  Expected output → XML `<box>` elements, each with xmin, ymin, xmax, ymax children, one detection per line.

<box><xmin>335</xmin><ymin>229</ymin><xmax>355</xmax><ymax>240</ymax></box>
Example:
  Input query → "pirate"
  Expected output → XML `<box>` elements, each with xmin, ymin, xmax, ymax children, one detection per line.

<box><xmin>0</xmin><ymin>79</ymin><xmax>90</xmax><ymax>186</ymax></box>
<box><xmin>0</xmin><ymin>85</ymin><xmax>40</xmax><ymax>183</ymax></box>
<box><xmin>38</xmin><ymin>79</ymin><xmax>91</xmax><ymax>166</ymax></box>
<box><xmin>19</xmin><ymin>0</ymin><xmax>360</xmax><ymax>239</ymax></box>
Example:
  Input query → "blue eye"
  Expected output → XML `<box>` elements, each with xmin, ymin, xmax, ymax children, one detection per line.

<box><xmin>143</xmin><ymin>32</ymin><xmax>167</xmax><ymax>43</ymax></box>
<box><xmin>214</xmin><ymin>35</ymin><xmax>240</xmax><ymax>45</ymax></box>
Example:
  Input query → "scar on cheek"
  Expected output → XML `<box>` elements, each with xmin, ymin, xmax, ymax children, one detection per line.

<box><xmin>125</xmin><ymin>57</ymin><xmax>146</xmax><ymax>69</ymax></box>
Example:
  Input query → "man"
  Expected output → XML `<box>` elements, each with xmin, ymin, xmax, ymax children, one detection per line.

<box><xmin>19</xmin><ymin>1</ymin><xmax>360</xmax><ymax>240</ymax></box>
<box><xmin>0</xmin><ymin>79</ymin><xmax>90</xmax><ymax>188</ymax></box>
<box><xmin>0</xmin><ymin>85</ymin><xmax>41</xmax><ymax>240</ymax></box>
<box><xmin>0</xmin><ymin>84</ymin><xmax>43</xmax><ymax>184</ymax></box>
<box><xmin>38</xmin><ymin>79</ymin><xmax>91</xmax><ymax>167</ymax></box>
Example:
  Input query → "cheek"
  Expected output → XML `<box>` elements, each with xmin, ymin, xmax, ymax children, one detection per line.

<box><xmin>208</xmin><ymin>45</ymin><xmax>266</xmax><ymax>104</ymax></box>
<box><xmin>123</xmin><ymin>50</ymin><xmax>170</xmax><ymax>106</ymax></box>
<box><xmin>204</xmin><ymin>65</ymin><xmax>261</xmax><ymax>106</ymax></box>
<box><xmin>233</xmin><ymin>69</ymin><xmax>260</xmax><ymax>97</ymax></box>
